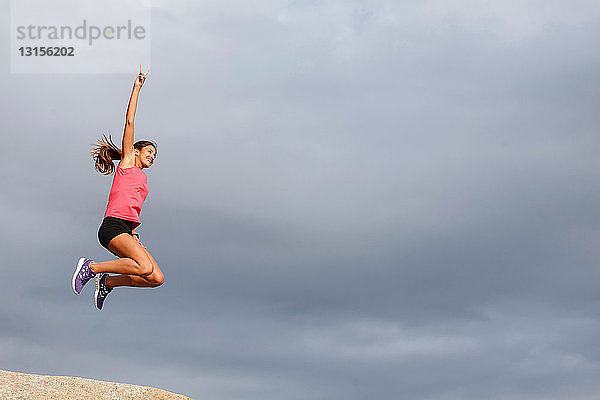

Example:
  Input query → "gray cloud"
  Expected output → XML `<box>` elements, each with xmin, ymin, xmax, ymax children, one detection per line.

<box><xmin>2</xmin><ymin>1</ymin><xmax>600</xmax><ymax>399</ymax></box>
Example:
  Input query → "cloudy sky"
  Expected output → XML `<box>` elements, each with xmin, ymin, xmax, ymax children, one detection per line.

<box><xmin>2</xmin><ymin>0</ymin><xmax>600</xmax><ymax>399</ymax></box>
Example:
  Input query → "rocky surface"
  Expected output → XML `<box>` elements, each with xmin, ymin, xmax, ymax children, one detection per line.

<box><xmin>0</xmin><ymin>369</ymin><xmax>193</xmax><ymax>400</ymax></box>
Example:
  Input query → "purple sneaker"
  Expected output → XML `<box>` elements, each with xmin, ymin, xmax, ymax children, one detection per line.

<box><xmin>72</xmin><ymin>258</ymin><xmax>96</xmax><ymax>295</ymax></box>
<box><xmin>94</xmin><ymin>273</ymin><xmax>112</xmax><ymax>311</ymax></box>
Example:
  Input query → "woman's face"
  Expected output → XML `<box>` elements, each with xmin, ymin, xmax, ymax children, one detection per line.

<box><xmin>136</xmin><ymin>145</ymin><xmax>157</xmax><ymax>168</ymax></box>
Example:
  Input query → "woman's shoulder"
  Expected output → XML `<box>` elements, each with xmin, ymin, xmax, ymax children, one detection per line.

<box><xmin>115</xmin><ymin>162</ymin><xmax>145</xmax><ymax>176</ymax></box>
<box><xmin>117</xmin><ymin>155</ymin><xmax>135</xmax><ymax>170</ymax></box>
<box><xmin>116</xmin><ymin>160</ymin><xmax>136</xmax><ymax>171</ymax></box>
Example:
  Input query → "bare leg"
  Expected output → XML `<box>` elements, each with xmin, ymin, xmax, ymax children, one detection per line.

<box><xmin>106</xmin><ymin>274</ymin><xmax>156</xmax><ymax>288</ymax></box>
<box><xmin>90</xmin><ymin>258</ymin><xmax>146</xmax><ymax>276</ymax></box>
<box><xmin>107</xmin><ymin>249</ymin><xmax>164</xmax><ymax>288</ymax></box>
<box><xmin>93</xmin><ymin>233</ymin><xmax>164</xmax><ymax>289</ymax></box>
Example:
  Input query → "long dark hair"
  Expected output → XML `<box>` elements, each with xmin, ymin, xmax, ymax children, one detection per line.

<box><xmin>90</xmin><ymin>134</ymin><xmax>157</xmax><ymax>175</ymax></box>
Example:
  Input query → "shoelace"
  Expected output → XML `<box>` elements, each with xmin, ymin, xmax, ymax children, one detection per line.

<box><xmin>81</xmin><ymin>263</ymin><xmax>94</xmax><ymax>280</ymax></box>
<box><xmin>99</xmin><ymin>277</ymin><xmax>112</xmax><ymax>297</ymax></box>
<box><xmin>99</xmin><ymin>286</ymin><xmax>111</xmax><ymax>297</ymax></box>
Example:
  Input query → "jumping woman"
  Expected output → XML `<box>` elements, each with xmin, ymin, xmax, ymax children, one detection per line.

<box><xmin>72</xmin><ymin>66</ymin><xmax>164</xmax><ymax>310</ymax></box>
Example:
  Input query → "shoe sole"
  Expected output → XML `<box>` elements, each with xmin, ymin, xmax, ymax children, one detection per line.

<box><xmin>94</xmin><ymin>274</ymin><xmax>103</xmax><ymax>311</ymax></box>
<box><xmin>72</xmin><ymin>257</ymin><xmax>86</xmax><ymax>295</ymax></box>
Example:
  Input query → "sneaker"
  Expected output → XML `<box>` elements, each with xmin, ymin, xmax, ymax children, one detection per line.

<box><xmin>94</xmin><ymin>273</ymin><xmax>112</xmax><ymax>311</ymax></box>
<box><xmin>72</xmin><ymin>258</ymin><xmax>96</xmax><ymax>295</ymax></box>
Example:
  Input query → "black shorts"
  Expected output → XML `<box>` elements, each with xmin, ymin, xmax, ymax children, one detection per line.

<box><xmin>98</xmin><ymin>216</ymin><xmax>136</xmax><ymax>249</ymax></box>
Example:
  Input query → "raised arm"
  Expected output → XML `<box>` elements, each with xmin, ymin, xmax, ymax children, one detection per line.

<box><xmin>119</xmin><ymin>65</ymin><xmax>149</xmax><ymax>168</ymax></box>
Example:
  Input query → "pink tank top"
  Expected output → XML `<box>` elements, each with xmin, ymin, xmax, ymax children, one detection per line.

<box><xmin>104</xmin><ymin>165</ymin><xmax>149</xmax><ymax>229</ymax></box>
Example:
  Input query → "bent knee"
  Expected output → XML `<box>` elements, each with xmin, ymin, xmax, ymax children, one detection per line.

<box><xmin>149</xmin><ymin>273</ymin><xmax>164</xmax><ymax>287</ymax></box>
<box><xmin>137</xmin><ymin>261</ymin><xmax>154</xmax><ymax>276</ymax></box>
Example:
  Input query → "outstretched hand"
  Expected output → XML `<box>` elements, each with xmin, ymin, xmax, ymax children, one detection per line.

<box><xmin>134</xmin><ymin>64</ymin><xmax>150</xmax><ymax>88</ymax></box>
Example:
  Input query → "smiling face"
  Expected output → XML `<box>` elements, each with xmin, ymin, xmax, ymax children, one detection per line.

<box><xmin>135</xmin><ymin>145</ymin><xmax>157</xmax><ymax>169</ymax></box>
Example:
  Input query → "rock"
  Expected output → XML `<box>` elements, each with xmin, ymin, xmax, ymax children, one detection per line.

<box><xmin>0</xmin><ymin>369</ymin><xmax>193</xmax><ymax>400</ymax></box>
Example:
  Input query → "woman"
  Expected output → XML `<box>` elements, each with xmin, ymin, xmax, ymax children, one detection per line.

<box><xmin>72</xmin><ymin>66</ymin><xmax>164</xmax><ymax>310</ymax></box>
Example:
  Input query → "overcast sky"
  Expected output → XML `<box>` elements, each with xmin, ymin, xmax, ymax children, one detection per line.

<box><xmin>2</xmin><ymin>1</ymin><xmax>600</xmax><ymax>399</ymax></box>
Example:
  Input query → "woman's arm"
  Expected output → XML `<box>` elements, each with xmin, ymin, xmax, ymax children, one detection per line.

<box><xmin>120</xmin><ymin>66</ymin><xmax>149</xmax><ymax>168</ymax></box>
